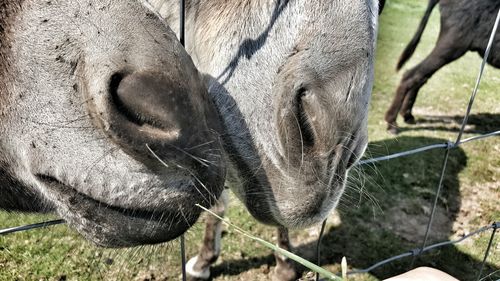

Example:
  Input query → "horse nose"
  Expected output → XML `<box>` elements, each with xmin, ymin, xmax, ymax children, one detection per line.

<box><xmin>105</xmin><ymin>70</ymin><xmax>221</xmax><ymax>170</ymax></box>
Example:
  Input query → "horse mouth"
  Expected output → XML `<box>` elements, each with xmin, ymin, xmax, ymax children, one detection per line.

<box><xmin>37</xmin><ymin>174</ymin><xmax>161</xmax><ymax>218</ymax></box>
<box><xmin>35</xmin><ymin>174</ymin><xmax>196</xmax><ymax>247</ymax></box>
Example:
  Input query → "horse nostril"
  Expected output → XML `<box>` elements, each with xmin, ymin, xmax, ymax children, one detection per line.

<box><xmin>108</xmin><ymin>72</ymin><xmax>140</xmax><ymax>123</ymax></box>
<box><xmin>109</xmin><ymin>73</ymin><xmax>124</xmax><ymax>95</ymax></box>
<box><xmin>108</xmin><ymin>71</ymin><xmax>183</xmax><ymax>131</ymax></box>
<box><xmin>346</xmin><ymin>150</ymin><xmax>357</xmax><ymax>169</ymax></box>
<box><xmin>109</xmin><ymin>72</ymin><xmax>150</xmax><ymax>127</ymax></box>
<box><xmin>296</xmin><ymin>88</ymin><xmax>315</xmax><ymax>148</ymax></box>
<box><xmin>345</xmin><ymin>138</ymin><xmax>367</xmax><ymax>169</ymax></box>
<box><xmin>109</xmin><ymin>72</ymin><xmax>160</xmax><ymax>128</ymax></box>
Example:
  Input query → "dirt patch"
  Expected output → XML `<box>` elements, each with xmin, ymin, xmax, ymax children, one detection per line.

<box><xmin>372</xmin><ymin>180</ymin><xmax>498</xmax><ymax>244</ymax></box>
<box><xmin>380</xmin><ymin>198</ymin><xmax>452</xmax><ymax>243</ymax></box>
<box><xmin>452</xmin><ymin>181</ymin><xmax>499</xmax><ymax>240</ymax></box>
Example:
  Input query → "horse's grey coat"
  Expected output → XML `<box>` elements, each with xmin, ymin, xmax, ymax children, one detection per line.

<box><xmin>0</xmin><ymin>0</ymin><xmax>226</xmax><ymax>247</ymax></box>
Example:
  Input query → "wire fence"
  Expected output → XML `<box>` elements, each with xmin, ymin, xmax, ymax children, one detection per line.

<box><xmin>346</xmin><ymin>8</ymin><xmax>500</xmax><ymax>280</ymax></box>
<box><xmin>1</xmin><ymin>3</ymin><xmax>499</xmax><ymax>281</ymax></box>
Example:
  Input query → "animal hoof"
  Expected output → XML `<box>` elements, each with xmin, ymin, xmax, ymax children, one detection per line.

<box><xmin>272</xmin><ymin>269</ymin><xmax>299</xmax><ymax>281</ymax></box>
<box><xmin>386</xmin><ymin>123</ymin><xmax>399</xmax><ymax>135</ymax></box>
<box><xmin>272</xmin><ymin>260</ymin><xmax>299</xmax><ymax>281</ymax></box>
<box><xmin>403</xmin><ymin>114</ymin><xmax>416</xmax><ymax>124</ymax></box>
<box><xmin>186</xmin><ymin>256</ymin><xmax>211</xmax><ymax>280</ymax></box>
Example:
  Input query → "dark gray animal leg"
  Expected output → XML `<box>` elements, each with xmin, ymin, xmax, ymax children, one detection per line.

<box><xmin>186</xmin><ymin>190</ymin><xmax>228</xmax><ymax>280</ymax></box>
<box><xmin>385</xmin><ymin>33</ymin><xmax>467</xmax><ymax>133</ymax></box>
<box><xmin>273</xmin><ymin>227</ymin><xmax>299</xmax><ymax>281</ymax></box>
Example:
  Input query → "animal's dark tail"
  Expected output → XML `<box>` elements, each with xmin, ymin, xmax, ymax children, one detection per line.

<box><xmin>396</xmin><ymin>0</ymin><xmax>440</xmax><ymax>71</ymax></box>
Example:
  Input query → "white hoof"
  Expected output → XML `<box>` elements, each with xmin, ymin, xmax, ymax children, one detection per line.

<box><xmin>186</xmin><ymin>255</ymin><xmax>210</xmax><ymax>280</ymax></box>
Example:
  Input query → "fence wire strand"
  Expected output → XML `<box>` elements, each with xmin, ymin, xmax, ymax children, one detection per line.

<box><xmin>409</xmin><ymin>148</ymin><xmax>450</xmax><ymax>269</ymax></box>
<box><xmin>179</xmin><ymin>1</ymin><xmax>187</xmax><ymax>279</ymax></box>
<box><xmin>348</xmin><ymin>222</ymin><xmax>499</xmax><ymax>275</ymax></box>
<box><xmin>477</xmin><ymin>223</ymin><xmax>499</xmax><ymax>281</ymax></box>
<box><xmin>0</xmin><ymin>219</ymin><xmax>65</xmax><ymax>236</ymax></box>
<box><xmin>0</xmin><ymin>5</ymin><xmax>499</xmax><ymax>281</ymax></box>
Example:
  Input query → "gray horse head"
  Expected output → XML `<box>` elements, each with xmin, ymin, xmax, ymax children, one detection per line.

<box><xmin>0</xmin><ymin>0</ymin><xmax>225</xmax><ymax>247</ymax></box>
<box><xmin>153</xmin><ymin>0</ymin><xmax>379</xmax><ymax>228</ymax></box>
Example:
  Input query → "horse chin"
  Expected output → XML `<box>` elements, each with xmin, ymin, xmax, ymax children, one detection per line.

<box><xmin>238</xmin><ymin>169</ymin><xmax>345</xmax><ymax>229</ymax></box>
<box><xmin>275</xmin><ymin>195</ymin><xmax>340</xmax><ymax>229</ymax></box>
<box><xmin>37</xmin><ymin>174</ymin><xmax>199</xmax><ymax>247</ymax></box>
<box><xmin>274</xmin><ymin>186</ymin><xmax>342</xmax><ymax>229</ymax></box>
<box><xmin>242</xmin><ymin>191</ymin><xmax>340</xmax><ymax>229</ymax></box>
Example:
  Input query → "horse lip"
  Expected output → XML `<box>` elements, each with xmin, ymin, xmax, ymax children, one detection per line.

<box><xmin>35</xmin><ymin>174</ymin><xmax>170</xmax><ymax>218</ymax></box>
<box><xmin>35</xmin><ymin>174</ymin><xmax>196</xmax><ymax>246</ymax></box>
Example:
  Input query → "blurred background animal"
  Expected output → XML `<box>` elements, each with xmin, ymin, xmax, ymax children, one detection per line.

<box><xmin>385</xmin><ymin>0</ymin><xmax>500</xmax><ymax>134</ymax></box>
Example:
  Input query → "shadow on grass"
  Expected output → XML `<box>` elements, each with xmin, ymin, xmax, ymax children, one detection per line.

<box><xmin>210</xmin><ymin>254</ymin><xmax>275</xmax><ymax>279</ymax></box>
<box><xmin>210</xmin><ymin>136</ymin><xmax>499</xmax><ymax>280</ymax></box>
<box><xmin>398</xmin><ymin>113</ymin><xmax>500</xmax><ymax>134</ymax></box>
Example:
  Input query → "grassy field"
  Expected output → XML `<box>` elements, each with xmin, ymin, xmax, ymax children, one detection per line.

<box><xmin>1</xmin><ymin>0</ymin><xmax>499</xmax><ymax>280</ymax></box>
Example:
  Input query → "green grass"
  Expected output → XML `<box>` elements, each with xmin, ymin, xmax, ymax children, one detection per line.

<box><xmin>1</xmin><ymin>0</ymin><xmax>499</xmax><ymax>280</ymax></box>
